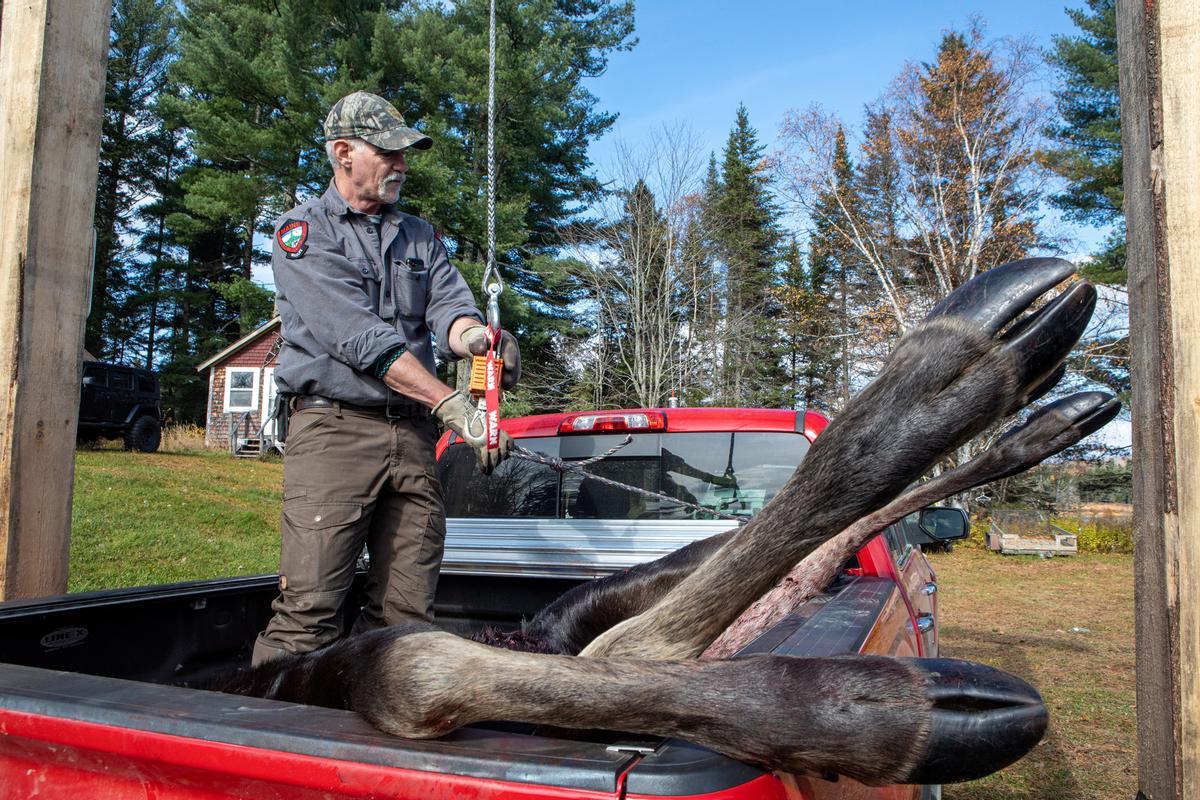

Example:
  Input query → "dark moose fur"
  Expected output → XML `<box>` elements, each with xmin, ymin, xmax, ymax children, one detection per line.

<box><xmin>219</xmin><ymin>623</ymin><xmax>935</xmax><ymax>785</ymax></box>
<box><xmin>216</xmin><ymin>258</ymin><xmax>1113</xmax><ymax>786</ymax></box>
<box><xmin>514</xmin><ymin>529</ymin><xmax>734</xmax><ymax>654</ymax></box>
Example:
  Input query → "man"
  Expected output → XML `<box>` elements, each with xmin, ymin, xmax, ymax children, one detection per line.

<box><xmin>252</xmin><ymin>91</ymin><xmax>520</xmax><ymax>665</ymax></box>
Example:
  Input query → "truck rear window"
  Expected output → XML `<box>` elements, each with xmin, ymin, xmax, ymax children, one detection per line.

<box><xmin>439</xmin><ymin>432</ymin><xmax>810</xmax><ymax>520</ymax></box>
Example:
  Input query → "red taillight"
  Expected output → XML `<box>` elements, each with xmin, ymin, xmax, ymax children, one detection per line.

<box><xmin>558</xmin><ymin>411</ymin><xmax>666</xmax><ymax>434</ymax></box>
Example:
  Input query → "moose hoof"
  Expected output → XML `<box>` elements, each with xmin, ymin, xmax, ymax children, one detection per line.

<box><xmin>904</xmin><ymin>658</ymin><xmax>1049</xmax><ymax>784</ymax></box>
<box><xmin>926</xmin><ymin>257</ymin><xmax>1098</xmax><ymax>412</ymax></box>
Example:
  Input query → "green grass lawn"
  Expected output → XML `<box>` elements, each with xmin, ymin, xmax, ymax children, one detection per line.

<box><xmin>69</xmin><ymin>450</ymin><xmax>1136</xmax><ymax>797</ymax></box>
<box><xmin>70</xmin><ymin>449</ymin><xmax>283</xmax><ymax>592</ymax></box>
<box><xmin>936</xmin><ymin>546</ymin><xmax>1136</xmax><ymax>799</ymax></box>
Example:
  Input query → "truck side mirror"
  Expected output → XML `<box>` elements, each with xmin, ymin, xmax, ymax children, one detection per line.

<box><xmin>918</xmin><ymin>507</ymin><xmax>970</xmax><ymax>542</ymax></box>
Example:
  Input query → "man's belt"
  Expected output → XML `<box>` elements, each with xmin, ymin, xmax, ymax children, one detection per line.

<box><xmin>289</xmin><ymin>394</ymin><xmax>429</xmax><ymax>419</ymax></box>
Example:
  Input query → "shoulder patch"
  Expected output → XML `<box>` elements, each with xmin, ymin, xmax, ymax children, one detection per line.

<box><xmin>277</xmin><ymin>219</ymin><xmax>309</xmax><ymax>259</ymax></box>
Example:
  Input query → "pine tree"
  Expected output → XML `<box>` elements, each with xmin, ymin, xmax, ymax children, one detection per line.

<box><xmin>857</xmin><ymin>107</ymin><xmax>910</xmax><ymax>297</ymax></box>
<box><xmin>383</xmin><ymin>0</ymin><xmax>634</xmax><ymax>261</ymax></box>
<box><xmin>88</xmin><ymin>0</ymin><xmax>178</xmax><ymax>360</ymax></box>
<box><xmin>165</xmin><ymin>0</ymin><xmax>634</xmax><ymax>413</ymax></box>
<box><xmin>774</xmin><ymin>239</ymin><xmax>838</xmax><ymax>411</ymax></box>
<box><xmin>709</xmin><ymin>106</ymin><xmax>785</xmax><ymax>407</ymax></box>
<box><xmin>1046</xmin><ymin>0</ymin><xmax>1124</xmax><ymax>284</ymax></box>
<box><xmin>1046</xmin><ymin>2</ymin><xmax>1127</xmax><ymax>401</ymax></box>
<box><xmin>164</xmin><ymin>0</ymin><xmax>382</xmax><ymax>283</ymax></box>
<box><xmin>130</xmin><ymin>123</ymin><xmax>186</xmax><ymax>370</ymax></box>
<box><xmin>808</xmin><ymin>127</ymin><xmax>873</xmax><ymax>408</ymax></box>
<box><xmin>384</xmin><ymin>0</ymin><xmax>634</xmax><ymax>411</ymax></box>
<box><xmin>774</xmin><ymin>240</ymin><xmax>806</xmax><ymax>407</ymax></box>
<box><xmin>677</xmin><ymin>178</ymin><xmax>722</xmax><ymax>407</ymax></box>
<box><xmin>128</xmin><ymin>121</ymin><xmax>229</xmax><ymax>423</ymax></box>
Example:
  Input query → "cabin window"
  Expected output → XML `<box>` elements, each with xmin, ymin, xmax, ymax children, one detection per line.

<box><xmin>224</xmin><ymin>368</ymin><xmax>259</xmax><ymax>411</ymax></box>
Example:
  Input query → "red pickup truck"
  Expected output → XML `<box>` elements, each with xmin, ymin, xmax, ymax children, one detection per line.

<box><xmin>0</xmin><ymin>406</ymin><xmax>964</xmax><ymax>800</ymax></box>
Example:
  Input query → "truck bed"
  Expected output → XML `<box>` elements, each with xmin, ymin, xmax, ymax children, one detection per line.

<box><xmin>0</xmin><ymin>566</ymin><xmax>908</xmax><ymax>798</ymax></box>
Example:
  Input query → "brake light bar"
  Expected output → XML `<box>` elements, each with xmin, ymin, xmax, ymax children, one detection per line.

<box><xmin>558</xmin><ymin>411</ymin><xmax>666</xmax><ymax>434</ymax></box>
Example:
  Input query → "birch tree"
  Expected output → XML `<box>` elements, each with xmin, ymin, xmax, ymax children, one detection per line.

<box><xmin>565</xmin><ymin>129</ymin><xmax>711</xmax><ymax>408</ymax></box>
<box><xmin>895</xmin><ymin>26</ymin><xmax>1049</xmax><ymax>295</ymax></box>
<box><xmin>776</xmin><ymin>22</ymin><xmax>1054</xmax><ymax>331</ymax></box>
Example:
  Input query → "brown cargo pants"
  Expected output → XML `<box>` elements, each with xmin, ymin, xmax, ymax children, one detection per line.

<box><xmin>252</xmin><ymin>402</ymin><xmax>446</xmax><ymax>665</ymax></box>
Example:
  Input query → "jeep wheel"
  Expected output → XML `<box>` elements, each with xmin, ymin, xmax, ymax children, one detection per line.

<box><xmin>124</xmin><ymin>416</ymin><xmax>161</xmax><ymax>453</ymax></box>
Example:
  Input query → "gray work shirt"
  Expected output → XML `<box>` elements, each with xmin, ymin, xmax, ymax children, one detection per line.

<box><xmin>271</xmin><ymin>183</ymin><xmax>482</xmax><ymax>405</ymax></box>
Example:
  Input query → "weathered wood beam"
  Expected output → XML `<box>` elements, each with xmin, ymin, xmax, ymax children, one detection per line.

<box><xmin>1119</xmin><ymin>0</ymin><xmax>1200</xmax><ymax>797</ymax></box>
<box><xmin>0</xmin><ymin>0</ymin><xmax>112</xmax><ymax>600</ymax></box>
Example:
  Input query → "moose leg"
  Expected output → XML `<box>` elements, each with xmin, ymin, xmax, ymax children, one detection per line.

<box><xmin>257</xmin><ymin>628</ymin><xmax>1040</xmax><ymax>786</ymax></box>
<box><xmin>217</xmin><ymin>625</ymin><xmax>1049</xmax><ymax>785</ymax></box>
<box><xmin>524</xmin><ymin>389</ymin><xmax>1119</xmax><ymax>658</ymax></box>
<box><xmin>517</xmin><ymin>529</ymin><xmax>735</xmax><ymax>654</ymax></box>
<box><xmin>705</xmin><ymin>390</ymin><xmax>1121</xmax><ymax>657</ymax></box>
<box><xmin>581</xmin><ymin>258</ymin><xmax>1098</xmax><ymax>659</ymax></box>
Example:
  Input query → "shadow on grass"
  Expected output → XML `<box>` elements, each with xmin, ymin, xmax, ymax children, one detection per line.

<box><xmin>940</xmin><ymin>626</ymin><xmax>1092</xmax><ymax>656</ymax></box>
<box><xmin>943</xmin><ymin>634</ymin><xmax>1083</xmax><ymax>799</ymax></box>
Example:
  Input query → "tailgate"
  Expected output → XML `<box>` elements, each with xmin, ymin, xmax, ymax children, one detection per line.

<box><xmin>0</xmin><ymin>662</ymin><xmax>633</xmax><ymax>800</ymax></box>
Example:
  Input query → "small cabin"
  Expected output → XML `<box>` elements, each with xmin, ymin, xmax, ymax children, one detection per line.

<box><xmin>195</xmin><ymin>318</ymin><xmax>282</xmax><ymax>455</ymax></box>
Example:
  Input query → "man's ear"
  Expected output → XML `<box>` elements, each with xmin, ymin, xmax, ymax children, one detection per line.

<box><xmin>330</xmin><ymin>139</ymin><xmax>353</xmax><ymax>170</ymax></box>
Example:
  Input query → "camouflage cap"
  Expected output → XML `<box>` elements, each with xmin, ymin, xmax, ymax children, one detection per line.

<box><xmin>323</xmin><ymin>91</ymin><xmax>432</xmax><ymax>151</ymax></box>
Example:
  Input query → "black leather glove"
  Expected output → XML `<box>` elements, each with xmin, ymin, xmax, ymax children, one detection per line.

<box><xmin>432</xmin><ymin>390</ymin><xmax>512</xmax><ymax>474</ymax></box>
<box><xmin>460</xmin><ymin>325</ymin><xmax>521</xmax><ymax>390</ymax></box>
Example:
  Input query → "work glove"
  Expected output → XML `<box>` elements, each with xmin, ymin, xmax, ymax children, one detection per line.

<box><xmin>460</xmin><ymin>325</ymin><xmax>521</xmax><ymax>390</ymax></box>
<box><xmin>433</xmin><ymin>390</ymin><xmax>512</xmax><ymax>475</ymax></box>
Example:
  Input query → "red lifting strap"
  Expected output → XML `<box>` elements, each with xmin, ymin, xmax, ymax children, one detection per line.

<box><xmin>484</xmin><ymin>324</ymin><xmax>502</xmax><ymax>450</ymax></box>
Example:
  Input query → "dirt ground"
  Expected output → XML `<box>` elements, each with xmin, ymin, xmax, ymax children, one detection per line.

<box><xmin>933</xmin><ymin>546</ymin><xmax>1136</xmax><ymax>799</ymax></box>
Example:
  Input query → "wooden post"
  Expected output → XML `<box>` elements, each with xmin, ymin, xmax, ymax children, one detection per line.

<box><xmin>0</xmin><ymin>0</ymin><xmax>112</xmax><ymax>599</ymax></box>
<box><xmin>1119</xmin><ymin>1</ymin><xmax>1200</xmax><ymax>797</ymax></box>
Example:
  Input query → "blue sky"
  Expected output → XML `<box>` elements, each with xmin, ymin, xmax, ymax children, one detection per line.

<box><xmin>584</xmin><ymin>0</ymin><xmax>1108</xmax><ymax>258</ymax></box>
<box><xmin>589</xmin><ymin>1</ymin><xmax>1081</xmax><ymax>155</ymax></box>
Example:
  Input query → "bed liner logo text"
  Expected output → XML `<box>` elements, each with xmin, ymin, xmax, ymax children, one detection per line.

<box><xmin>41</xmin><ymin>627</ymin><xmax>89</xmax><ymax>650</ymax></box>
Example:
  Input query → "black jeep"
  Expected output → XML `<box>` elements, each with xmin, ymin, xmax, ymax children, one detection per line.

<box><xmin>78</xmin><ymin>361</ymin><xmax>163</xmax><ymax>452</ymax></box>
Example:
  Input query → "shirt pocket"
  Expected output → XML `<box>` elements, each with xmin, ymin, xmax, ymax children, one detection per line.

<box><xmin>394</xmin><ymin>261</ymin><xmax>429</xmax><ymax>321</ymax></box>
